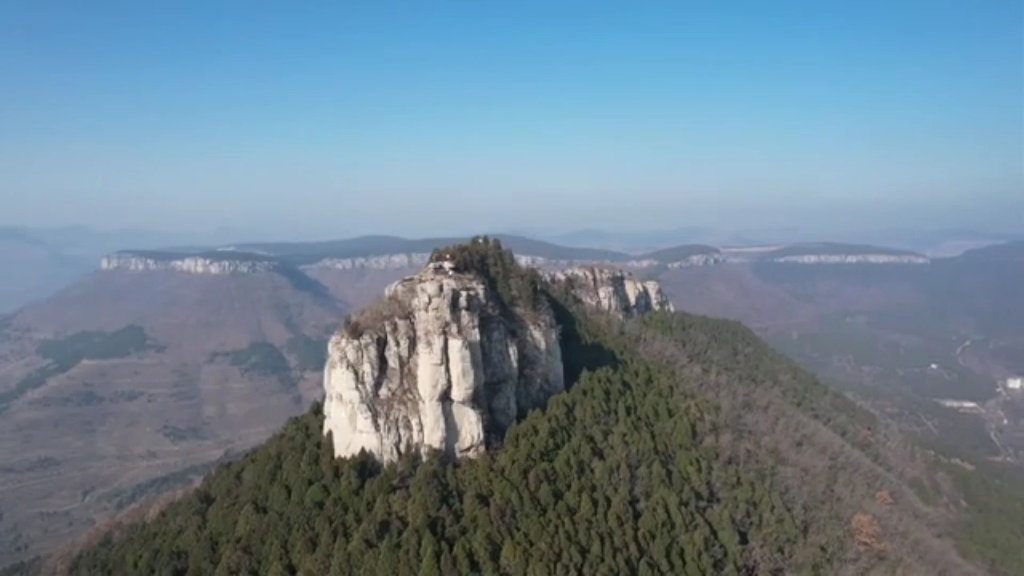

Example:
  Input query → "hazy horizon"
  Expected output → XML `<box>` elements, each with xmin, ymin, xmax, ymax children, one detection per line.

<box><xmin>2</xmin><ymin>2</ymin><xmax>1021</xmax><ymax>238</ymax></box>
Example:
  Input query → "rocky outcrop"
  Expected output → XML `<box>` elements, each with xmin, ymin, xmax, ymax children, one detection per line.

<box><xmin>100</xmin><ymin>254</ymin><xmax>278</xmax><ymax>274</ymax></box>
<box><xmin>773</xmin><ymin>254</ymin><xmax>930</xmax><ymax>264</ymax></box>
<box><xmin>542</xmin><ymin>266</ymin><xmax>674</xmax><ymax>317</ymax></box>
<box><xmin>322</xmin><ymin>259</ymin><xmax>674</xmax><ymax>463</ymax></box>
<box><xmin>323</xmin><ymin>265</ymin><xmax>563</xmax><ymax>462</ymax></box>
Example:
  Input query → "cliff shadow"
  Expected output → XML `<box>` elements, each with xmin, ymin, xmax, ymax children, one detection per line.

<box><xmin>546</xmin><ymin>295</ymin><xmax>620</xmax><ymax>388</ymax></box>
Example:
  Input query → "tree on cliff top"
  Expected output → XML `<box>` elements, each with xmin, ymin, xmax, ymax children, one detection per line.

<box><xmin>430</xmin><ymin>236</ymin><xmax>546</xmax><ymax>314</ymax></box>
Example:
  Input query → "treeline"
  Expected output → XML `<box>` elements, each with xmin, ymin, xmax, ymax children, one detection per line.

<box><xmin>37</xmin><ymin>325</ymin><xmax>157</xmax><ymax>370</ymax></box>
<box><xmin>210</xmin><ymin>342</ymin><xmax>291</xmax><ymax>378</ymax></box>
<box><xmin>62</xmin><ymin>299</ymin><xmax>972</xmax><ymax>575</ymax></box>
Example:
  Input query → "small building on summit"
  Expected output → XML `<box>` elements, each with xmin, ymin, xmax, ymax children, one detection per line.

<box><xmin>428</xmin><ymin>252</ymin><xmax>457</xmax><ymax>275</ymax></box>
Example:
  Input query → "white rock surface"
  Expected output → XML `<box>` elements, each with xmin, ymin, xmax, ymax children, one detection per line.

<box><xmin>100</xmin><ymin>254</ymin><xmax>278</xmax><ymax>274</ymax></box>
<box><xmin>542</xmin><ymin>266</ymin><xmax>674</xmax><ymax>317</ymax></box>
<box><xmin>323</xmin><ymin>267</ymin><xmax>564</xmax><ymax>462</ymax></box>
<box><xmin>323</xmin><ymin>261</ymin><xmax>674</xmax><ymax>463</ymax></box>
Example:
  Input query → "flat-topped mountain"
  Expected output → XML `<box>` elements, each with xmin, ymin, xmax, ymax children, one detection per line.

<box><xmin>150</xmin><ymin>235</ymin><xmax>727</xmax><ymax>270</ymax></box>
<box><xmin>541</xmin><ymin>266</ymin><xmax>673</xmax><ymax>317</ymax></box>
<box><xmin>762</xmin><ymin>242</ymin><xmax>930</xmax><ymax>264</ymax></box>
<box><xmin>99</xmin><ymin>250</ymin><xmax>281</xmax><ymax>274</ymax></box>
<box><xmin>56</xmin><ymin>239</ymin><xmax>1023</xmax><ymax>575</ymax></box>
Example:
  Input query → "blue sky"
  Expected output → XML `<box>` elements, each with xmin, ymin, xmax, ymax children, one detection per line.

<box><xmin>1</xmin><ymin>1</ymin><xmax>1021</xmax><ymax>238</ymax></box>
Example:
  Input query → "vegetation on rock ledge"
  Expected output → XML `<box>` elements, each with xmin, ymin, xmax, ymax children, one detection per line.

<box><xmin>342</xmin><ymin>236</ymin><xmax>548</xmax><ymax>339</ymax></box>
<box><xmin>430</xmin><ymin>236</ymin><xmax>547</xmax><ymax>315</ymax></box>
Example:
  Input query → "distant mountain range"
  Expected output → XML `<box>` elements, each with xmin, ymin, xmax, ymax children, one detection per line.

<box><xmin>540</xmin><ymin>226</ymin><xmax>1022</xmax><ymax>256</ymax></box>
<box><xmin>1</xmin><ymin>224</ymin><xmax>1017</xmax><ymax>315</ymax></box>
<box><xmin>1</xmin><ymin>232</ymin><xmax>1023</xmax><ymax>570</ymax></box>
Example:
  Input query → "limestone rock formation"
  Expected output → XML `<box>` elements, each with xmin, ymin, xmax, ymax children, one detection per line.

<box><xmin>542</xmin><ymin>266</ymin><xmax>674</xmax><ymax>317</ymax></box>
<box><xmin>100</xmin><ymin>253</ymin><xmax>279</xmax><ymax>274</ymax></box>
<box><xmin>322</xmin><ymin>255</ymin><xmax>675</xmax><ymax>463</ymax></box>
<box><xmin>322</xmin><ymin>264</ymin><xmax>563</xmax><ymax>462</ymax></box>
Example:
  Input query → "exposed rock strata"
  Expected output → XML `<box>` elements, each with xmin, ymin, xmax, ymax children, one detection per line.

<box><xmin>100</xmin><ymin>254</ymin><xmax>278</xmax><ymax>275</ymax></box>
<box><xmin>542</xmin><ymin>266</ymin><xmax>674</xmax><ymax>317</ymax></box>
<box><xmin>322</xmin><ymin>263</ymin><xmax>672</xmax><ymax>463</ymax></box>
<box><xmin>323</xmin><ymin>267</ymin><xmax>563</xmax><ymax>462</ymax></box>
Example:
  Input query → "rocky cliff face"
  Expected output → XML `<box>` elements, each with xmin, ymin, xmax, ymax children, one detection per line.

<box><xmin>322</xmin><ymin>261</ymin><xmax>672</xmax><ymax>463</ymax></box>
<box><xmin>100</xmin><ymin>254</ymin><xmax>279</xmax><ymax>274</ymax></box>
<box><xmin>542</xmin><ymin>266</ymin><xmax>674</xmax><ymax>317</ymax></box>
<box><xmin>323</xmin><ymin>264</ymin><xmax>564</xmax><ymax>462</ymax></box>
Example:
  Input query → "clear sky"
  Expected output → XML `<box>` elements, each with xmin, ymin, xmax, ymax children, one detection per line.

<box><xmin>1</xmin><ymin>1</ymin><xmax>1021</xmax><ymax>238</ymax></box>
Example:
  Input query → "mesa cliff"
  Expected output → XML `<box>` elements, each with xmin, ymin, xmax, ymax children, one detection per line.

<box><xmin>542</xmin><ymin>266</ymin><xmax>674</xmax><ymax>317</ymax></box>
<box><xmin>100</xmin><ymin>252</ymin><xmax>279</xmax><ymax>275</ymax></box>
<box><xmin>322</xmin><ymin>239</ymin><xmax>672</xmax><ymax>462</ymax></box>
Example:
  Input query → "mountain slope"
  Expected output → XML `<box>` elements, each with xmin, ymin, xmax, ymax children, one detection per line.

<box><xmin>61</xmin><ymin>242</ymin><xmax>1010</xmax><ymax>575</ymax></box>
<box><xmin>0</xmin><ymin>263</ymin><xmax>347</xmax><ymax>563</ymax></box>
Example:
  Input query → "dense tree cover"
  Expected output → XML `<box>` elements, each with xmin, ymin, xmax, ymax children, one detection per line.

<box><xmin>631</xmin><ymin>313</ymin><xmax>1024</xmax><ymax>575</ymax></box>
<box><xmin>286</xmin><ymin>335</ymin><xmax>329</xmax><ymax>372</ymax></box>
<box><xmin>0</xmin><ymin>325</ymin><xmax>157</xmax><ymax>413</ymax></box>
<box><xmin>70</xmin><ymin>307</ymin><xmax>810</xmax><ymax>576</ymax></box>
<box><xmin>210</xmin><ymin>342</ymin><xmax>291</xmax><ymax>379</ymax></box>
<box><xmin>430</xmin><ymin>236</ymin><xmax>547</xmax><ymax>315</ymax></box>
<box><xmin>943</xmin><ymin>460</ymin><xmax>1024</xmax><ymax>575</ymax></box>
<box><xmin>36</xmin><ymin>325</ymin><xmax>157</xmax><ymax>370</ymax></box>
<box><xmin>342</xmin><ymin>237</ymin><xmax>545</xmax><ymax>339</ymax></box>
<box><xmin>64</xmin><ymin>297</ymin><xmax>974</xmax><ymax>575</ymax></box>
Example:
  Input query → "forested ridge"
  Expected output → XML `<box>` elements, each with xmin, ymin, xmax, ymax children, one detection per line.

<box><xmin>11</xmin><ymin>241</ymin><xmax>1021</xmax><ymax>575</ymax></box>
